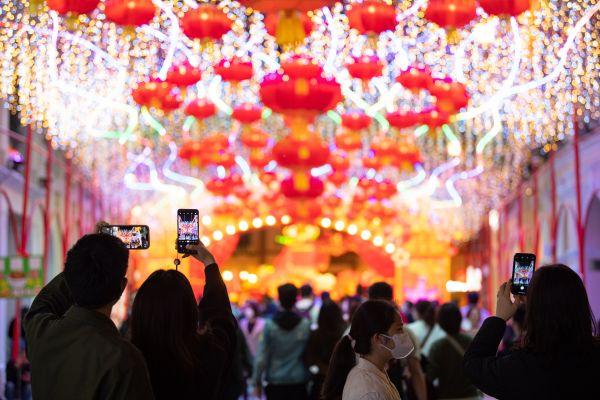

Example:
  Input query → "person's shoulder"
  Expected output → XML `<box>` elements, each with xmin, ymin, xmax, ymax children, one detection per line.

<box><xmin>115</xmin><ymin>338</ymin><xmax>148</xmax><ymax>369</ymax></box>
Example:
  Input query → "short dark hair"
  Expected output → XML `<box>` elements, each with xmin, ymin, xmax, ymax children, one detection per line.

<box><xmin>467</xmin><ymin>292</ymin><xmax>480</xmax><ymax>305</ymax></box>
<box><xmin>368</xmin><ymin>282</ymin><xmax>393</xmax><ymax>301</ymax></box>
<box><xmin>300</xmin><ymin>284</ymin><xmax>313</xmax><ymax>298</ymax></box>
<box><xmin>278</xmin><ymin>283</ymin><xmax>298</xmax><ymax>310</ymax></box>
<box><xmin>64</xmin><ymin>234</ymin><xmax>129</xmax><ymax>308</ymax></box>
<box><xmin>437</xmin><ymin>303</ymin><xmax>462</xmax><ymax>335</ymax></box>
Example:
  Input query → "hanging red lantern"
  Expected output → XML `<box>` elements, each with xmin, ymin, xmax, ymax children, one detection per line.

<box><xmin>214</xmin><ymin>58</ymin><xmax>254</xmax><ymax>83</ymax></box>
<box><xmin>47</xmin><ymin>0</ymin><xmax>99</xmax><ymax>16</ymax></box>
<box><xmin>280</xmin><ymin>175</ymin><xmax>324</xmax><ymax>199</ymax></box>
<box><xmin>241</xmin><ymin>128</ymin><xmax>269</xmax><ymax>149</ymax></box>
<box><xmin>341</xmin><ymin>112</ymin><xmax>372</xmax><ymax>131</ymax></box>
<box><xmin>264</xmin><ymin>11</ymin><xmax>314</xmax><ymax>48</ymax></box>
<box><xmin>181</xmin><ymin>5</ymin><xmax>233</xmax><ymax>42</ymax></box>
<box><xmin>371</xmin><ymin>138</ymin><xmax>401</xmax><ymax>166</ymax></box>
<box><xmin>329</xmin><ymin>152</ymin><xmax>350</xmax><ymax>173</ymax></box>
<box><xmin>281</xmin><ymin>56</ymin><xmax>323</xmax><ymax>79</ymax></box>
<box><xmin>131</xmin><ymin>78</ymin><xmax>180</xmax><ymax>112</ymax></box>
<box><xmin>179</xmin><ymin>141</ymin><xmax>211</xmax><ymax>167</ymax></box>
<box><xmin>336</xmin><ymin>132</ymin><xmax>363</xmax><ymax>152</ymax></box>
<box><xmin>328</xmin><ymin>171</ymin><xmax>348</xmax><ymax>186</ymax></box>
<box><xmin>260</xmin><ymin>71</ymin><xmax>342</xmax><ymax>123</ymax></box>
<box><xmin>419</xmin><ymin>107</ymin><xmax>450</xmax><ymax>128</ymax></box>
<box><xmin>347</xmin><ymin>0</ymin><xmax>398</xmax><ymax>36</ymax></box>
<box><xmin>424</xmin><ymin>0</ymin><xmax>477</xmax><ymax>43</ymax></box>
<box><xmin>428</xmin><ymin>78</ymin><xmax>470</xmax><ymax>113</ymax></box>
<box><xmin>346</xmin><ymin>55</ymin><xmax>384</xmax><ymax>82</ymax></box>
<box><xmin>104</xmin><ymin>0</ymin><xmax>156</xmax><ymax>28</ymax></box>
<box><xmin>184</xmin><ymin>99</ymin><xmax>217</xmax><ymax>120</ymax></box>
<box><xmin>249</xmin><ymin>151</ymin><xmax>271</xmax><ymax>169</ymax></box>
<box><xmin>238</xmin><ymin>0</ymin><xmax>333</xmax><ymax>12</ymax></box>
<box><xmin>201</xmin><ymin>133</ymin><xmax>230</xmax><ymax>152</ymax></box>
<box><xmin>273</xmin><ymin>136</ymin><xmax>330</xmax><ymax>170</ymax></box>
<box><xmin>206</xmin><ymin>175</ymin><xmax>244</xmax><ymax>196</ymax></box>
<box><xmin>232</xmin><ymin>104</ymin><xmax>263</xmax><ymax>125</ymax></box>
<box><xmin>362</xmin><ymin>156</ymin><xmax>383</xmax><ymax>171</ymax></box>
<box><xmin>166</xmin><ymin>61</ymin><xmax>202</xmax><ymax>88</ymax></box>
<box><xmin>208</xmin><ymin>151</ymin><xmax>236</xmax><ymax>169</ymax></box>
<box><xmin>478</xmin><ymin>0</ymin><xmax>531</xmax><ymax>18</ymax></box>
<box><xmin>386</xmin><ymin>111</ymin><xmax>420</xmax><ymax>129</ymax></box>
<box><xmin>396</xmin><ymin>65</ymin><xmax>434</xmax><ymax>92</ymax></box>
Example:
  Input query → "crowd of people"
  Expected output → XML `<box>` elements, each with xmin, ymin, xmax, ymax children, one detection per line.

<box><xmin>5</xmin><ymin>228</ymin><xmax>600</xmax><ymax>400</ymax></box>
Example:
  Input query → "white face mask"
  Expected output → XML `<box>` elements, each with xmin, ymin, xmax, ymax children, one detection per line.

<box><xmin>380</xmin><ymin>333</ymin><xmax>414</xmax><ymax>359</ymax></box>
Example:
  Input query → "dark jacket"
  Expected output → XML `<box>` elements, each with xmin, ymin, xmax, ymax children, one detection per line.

<box><xmin>464</xmin><ymin>316</ymin><xmax>600</xmax><ymax>400</ymax></box>
<box><xmin>24</xmin><ymin>273</ymin><xmax>154</xmax><ymax>400</ymax></box>
<box><xmin>427</xmin><ymin>333</ymin><xmax>478</xmax><ymax>399</ymax></box>
<box><xmin>304</xmin><ymin>326</ymin><xmax>345</xmax><ymax>400</ymax></box>
<box><xmin>145</xmin><ymin>263</ymin><xmax>237</xmax><ymax>400</ymax></box>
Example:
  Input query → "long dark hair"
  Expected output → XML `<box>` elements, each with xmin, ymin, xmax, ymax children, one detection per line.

<box><xmin>321</xmin><ymin>300</ymin><xmax>398</xmax><ymax>400</ymax></box>
<box><xmin>415</xmin><ymin>299</ymin><xmax>436</xmax><ymax>327</ymax></box>
<box><xmin>523</xmin><ymin>264</ymin><xmax>598</xmax><ymax>360</ymax></box>
<box><xmin>317</xmin><ymin>300</ymin><xmax>346</xmax><ymax>337</ymax></box>
<box><xmin>131</xmin><ymin>270</ymin><xmax>201</xmax><ymax>395</ymax></box>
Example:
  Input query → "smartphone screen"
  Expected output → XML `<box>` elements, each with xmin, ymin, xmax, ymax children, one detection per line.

<box><xmin>177</xmin><ymin>209</ymin><xmax>199</xmax><ymax>253</ymax></box>
<box><xmin>511</xmin><ymin>253</ymin><xmax>536</xmax><ymax>295</ymax></box>
<box><xmin>101</xmin><ymin>225</ymin><xmax>150</xmax><ymax>250</ymax></box>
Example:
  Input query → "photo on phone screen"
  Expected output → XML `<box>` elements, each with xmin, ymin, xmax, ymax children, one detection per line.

<box><xmin>511</xmin><ymin>253</ymin><xmax>536</xmax><ymax>295</ymax></box>
<box><xmin>102</xmin><ymin>225</ymin><xmax>150</xmax><ymax>250</ymax></box>
<box><xmin>177</xmin><ymin>209</ymin><xmax>199</xmax><ymax>252</ymax></box>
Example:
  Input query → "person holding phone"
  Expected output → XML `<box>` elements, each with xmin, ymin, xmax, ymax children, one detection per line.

<box><xmin>130</xmin><ymin>241</ymin><xmax>237</xmax><ymax>400</ymax></box>
<box><xmin>463</xmin><ymin>264</ymin><xmax>600</xmax><ymax>400</ymax></box>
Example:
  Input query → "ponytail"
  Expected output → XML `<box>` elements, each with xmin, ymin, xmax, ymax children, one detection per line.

<box><xmin>321</xmin><ymin>335</ymin><xmax>356</xmax><ymax>400</ymax></box>
<box><xmin>321</xmin><ymin>300</ymin><xmax>398</xmax><ymax>400</ymax></box>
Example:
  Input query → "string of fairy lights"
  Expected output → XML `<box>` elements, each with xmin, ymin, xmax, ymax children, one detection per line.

<box><xmin>0</xmin><ymin>0</ymin><xmax>598</xmax><ymax>258</ymax></box>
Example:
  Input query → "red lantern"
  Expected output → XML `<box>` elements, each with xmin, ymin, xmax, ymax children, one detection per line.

<box><xmin>238</xmin><ymin>1</ymin><xmax>333</xmax><ymax>13</ymax></box>
<box><xmin>264</xmin><ymin>11</ymin><xmax>314</xmax><ymax>47</ymax></box>
<box><xmin>328</xmin><ymin>171</ymin><xmax>348</xmax><ymax>186</ymax></box>
<box><xmin>478</xmin><ymin>0</ymin><xmax>531</xmax><ymax>18</ymax></box>
<box><xmin>181</xmin><ymin>5</ymin><xmax>232</xmax><ymax>42</ymax></box>
<box><xmin>346</xmin><ymin>55</ymin><xmax>384</xmax><ymax>81</ymax></box>
<box><xmin>370</xmin><ymin>180</ymin><xmax>397</xmax><ymax>200</ymax></box>
<box><xmin>336</xmin><ymin>132</ymin><xmax>363</xmax><ymax>152</ymax></box>
<box><xmin>428</xmin><ymin>78</ymin><xmax>470</xmax><ymax>113</ymax></box>
<box><xmin>419</xmin><ymin>107</ymin><xmax>450</xmax><ymax>128</ymax></box>
<box><xmin>329</xmin><ymin>152</ymin><xmax>350</xmax><ymax>173</ymax></box>
<box><xmin>47</xmin><ymin>0</ymin><xmax>99</xmax><ymax>15</ymax></box>
<box><xmin>371</xmin><ymin>138</ymin><xmax>400</xmax><ymax>166</ymax></box>
<box><xmin>209</xmin><ymin>151</ymin><xmax>236</xmax><ymax>169</ymax></box>
<box><xmin>396</xmin><ymin>65</ymin><xmax>434</xmax><ymax>92</ymax></box>
<box><xmin>184</xmin><ymin>99</ymin><xmax>216</xmax><ymax>120</ymax></box>
<box><xmin>241</xmin><ymin>128</ymin><xmax>269</xmax><ymax>149</ymax></box>
<box><xmin>214</xmin><ymin>58</ymin><xmax>254</xmax><ymax>83</ymax></box>
<box><xmin>201</xmin><ymin>133</ymin><xmax>230</xmax><ymax>151</ymax></box>
<box><xmin>341</xmin><ymin>112</ymin><xmax>372</xmax><ymax>131</ymax></box>
<box><xmin>232</xmin><ymin>104</ymin><xmax>263</xmax><ymax>124</ymax></box>
<box><xmin>424</xmin><ymin>0</ymin><xmax>477</xmax><ymax>42</ymax></box>
<box><xmin>362</xmin><ymin>156</ymin><xmax>383</xmax><ymax>170</ymax></box>
<box><xmin>386</xmin><ymin>111</ymin><xmax>420</xmax><ymax>129</ymax></box>
<box><xmin>347</xmin><ymin>0</ymin><xmax>398</xmax><ymax>36</ymax></box>
<box><xmin>260</xmin><ymin>72</ymin><xmax>342</xmax><ymax>122</ymax></box>
<box><xmin>249</xmin><ymin>151</ymin><xmax>271</xmax><ymax>169</ymax></box>
<box><xmin>273</xmin><ymin>136</ymin><xmax>330</xmax><ymax>169</ymax></box>
<box><xmin>281</xmin><ymin>56</ymin><xmax>323</xmax><ymax>79</ymax></box>
<box><xmin>131</xmin><ymin>79</ymin><xmax>180</xmax><ymax>112</ymax></box>
<box><xmin>104</xmin><ymin>0</ymin><xmax>156</xmax><ymax>27</ymax></box>
<box><xmin>166</xmin><ymin>61</ymin><xmax>202</xmax><ymax>88</ymax></box>
<box><xmin>206</xmin><ymin>175</ymin><xmax>244</xmax><ymax>196</ymax></box>
<box><xmin>280</xmin><ymin>175</ymin><xmax>324</xmax><ymax>198</ymax></box>
<box><xmin>179</xmin><ymin>141</ymin><xmax>211</xmax><ymax>167</ymax></box>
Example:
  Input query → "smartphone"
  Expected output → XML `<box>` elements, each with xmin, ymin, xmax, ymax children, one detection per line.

<box><xmin>177</xmin><ymin>209</ymin><xmax>199</xmax><ymax>254</ymax></box>
<box><xmin>511</xmin><ymin>253</ymin><xmax>536</xmax><ymax>295</ymax></box>
<box><xmin>101</xmin><ymin>225</ymin><xmax>150</xmax><ymax>250</ymax></box>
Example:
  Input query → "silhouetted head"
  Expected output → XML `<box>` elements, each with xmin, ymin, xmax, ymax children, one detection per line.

<box><xmin>368</xmin><ymin>282</ymin><xmax>394</xmax><ymax>301</ymax></box>
<box><xmin>437</xmin><ymin>303</ymin><xmax>462</xmax><ymax>335</ymax></box>
<box><xmin>415</xmin><ymin>300</ymin><xmax>436</xmax><ymax>327</ymax></box>
<box><xmin>278</xmin><ymin>283</ymin><xmax>298</xmax><ymax>311</ymax></box>
<box><xmin>300</xmin><ymin>284</ymin><xmax>314</xmax><ymax>299</ymax></box>
<box><xmin>64</xmin><ymin>234</ymin><xmax>128</xmax><ymax>309</ymax></box>
<box><xmin>467</xmin><ymin>292</ymin><xmax>480</xmax><ymax>305</ymax></box>
<box><xmin>524</xmin><ymin>264</ymin><xmax>598</xmax><ymax>359</ymax></box>
<box><xmin>317</xmin><ymin>300</ymin><xmax>346</xmax><ymax>335</ymax></box>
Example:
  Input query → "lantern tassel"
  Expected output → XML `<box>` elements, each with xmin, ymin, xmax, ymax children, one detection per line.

<box><xmin>275</xmin><ymin>10</ymin><xmax>306</xmax><ymax>48</ymax></box>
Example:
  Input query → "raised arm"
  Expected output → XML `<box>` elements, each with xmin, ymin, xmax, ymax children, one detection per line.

<box><xmin>24</xmin><ymin>273</ymin><xmax>73</xmax><ymax>343</ymax></box>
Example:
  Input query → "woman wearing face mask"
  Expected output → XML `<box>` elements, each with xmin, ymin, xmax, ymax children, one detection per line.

<box><xmin>321</xmin><ymin>300</ymin><xmax>414</xmax><ymax>400</ymax></box>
